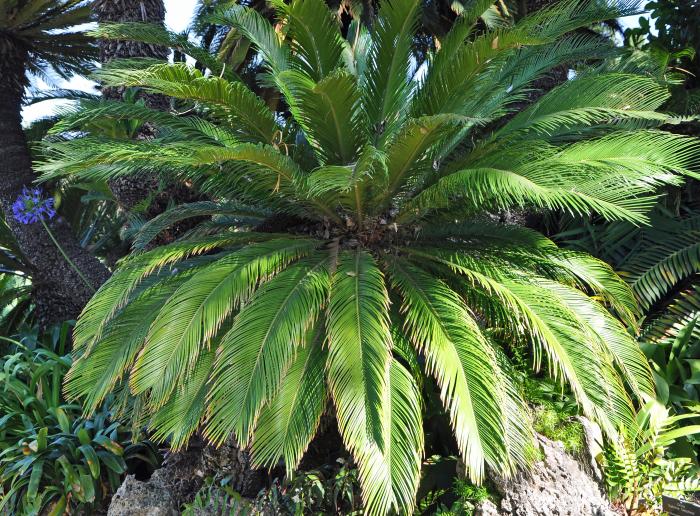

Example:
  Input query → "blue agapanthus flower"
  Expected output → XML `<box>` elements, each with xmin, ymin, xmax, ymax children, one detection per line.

<box><xmin>12</xmin><ymin>187</ymin><xmax>56</xmax><ymax>225</ymax></box>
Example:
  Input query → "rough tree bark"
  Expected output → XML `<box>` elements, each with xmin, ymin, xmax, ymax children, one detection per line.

<box><xmin>94</xmin><ymin>0</ymin><xmax>172</xmax><ymax>211</ymax></box>
<box><xmin>0</xmin><ymin>48</ymin><xmax>110</xmax><ymax>325</ymax></box>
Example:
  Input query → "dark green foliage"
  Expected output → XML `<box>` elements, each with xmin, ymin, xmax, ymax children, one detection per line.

<box><xmin>182</xmin><ymin>459</ymin><xmax>361</xmax><ymax>515</ymax></box>
<box><xmin>0</xmin><ymin>325</ymin><xmax>161</xmax><ymax>515</ymax></box>
<box><xmin>37</xmin><ymin>0</ymin><xmax>700</xmax><ymax>512</ymax></box>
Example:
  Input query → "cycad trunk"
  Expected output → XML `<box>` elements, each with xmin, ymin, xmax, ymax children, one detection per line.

<box><xmin>95</xmin><ymin>0</ymin><xmax>171</xmax><ymax>210</ymax></box>
<box><xmin>0</xmin><ymin>48</ymin><xmax>109</xmax><ymax>325</ymax></box>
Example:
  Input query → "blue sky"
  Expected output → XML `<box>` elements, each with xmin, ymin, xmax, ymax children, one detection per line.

<box><xmin>22</xmin><ymin>1</ymin><xmax>649</xmax><ymax>124</ymax></box>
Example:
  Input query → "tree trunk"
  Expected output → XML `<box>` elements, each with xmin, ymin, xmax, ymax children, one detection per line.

<box><xmin>95</xmin><ymin>0</ymin><xmax>172</xmax><ymax>210</ymax></box>
<box><xmin>95</xmin><ymin>0</ymin><xmax>204</xmax><ymax>232</ymax></box>
<box><xmin>0</xmin><ymin>47</ymin><xmax>110</xmax><ymax>325</ymax></box>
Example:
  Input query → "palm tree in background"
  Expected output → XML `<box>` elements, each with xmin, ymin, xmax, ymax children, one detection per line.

<box><xmin>44</xmin><ymin>0</ymin><xmax>699</xmax><ymax>513</ymax></box>
<box><xmin>0</xmin><ymin>0</ymin><xmax>109</xmax><ymax>323</ymax></box>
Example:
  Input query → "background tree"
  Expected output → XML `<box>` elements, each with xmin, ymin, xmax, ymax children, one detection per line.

<box><xmin>0</xmin><ymin>0</ymin><xmax>109</xmax><ymax>324</ymax></box>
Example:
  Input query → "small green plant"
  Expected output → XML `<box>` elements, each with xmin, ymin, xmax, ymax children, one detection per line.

<box><xmin>0</xmin><ymin>325</ymin><xmax>160</xmax><ymax>515</ymax></box>
<box><xmin>182</xmin><ymin>476</ymin><xmax>249</xmax><ymax>515</ymax></box>
<box><xmin>418</xmin><ymin>477</ymin><xmax>493</xmax><ymax>516</ymax></box>
<box><xmin>183</xmin><ymin>459</ymin><xmax>361</xmax><ymax>515</ymax></box>
<box><xmin>601</xmin><ymin>401</ymin><xmax>700</xmax><ymax>515</ymax></box>
<box><xmin>532</xmin><ymin>405</ymin><xmax>584</xmax><ymax>455</ymax></box>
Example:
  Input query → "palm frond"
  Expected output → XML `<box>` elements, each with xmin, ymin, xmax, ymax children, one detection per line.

<box><xmin>273</xmin><ymin>0</ymin><xmax>345</xmax><ymax>81</ymax></box>
<box><xmin>205</xmin><ymin>254</ymin><xmax>329</xmax><ymax>444</ymax></box>
<box><xmin>251</xmin><ymin>324</ymin><xmax>328</xmax><ymax>469</ymax></box>
<box><xmin>387</xmin><ymin>258</ymin><xmax>507</xmax><ymax>481</ymax></box>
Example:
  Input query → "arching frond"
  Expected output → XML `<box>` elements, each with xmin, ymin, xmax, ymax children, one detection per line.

<box><xmin>90</xmin><ymin>23</ymin><xmax>232</xmax><ymax>79</ymax></box>
<box><xmin>94</xmin><ymin>63</ymin><xmax>279</xmax><ymax>143</ymax></box>
<box><xmin>149</xmin><ymin>350</ymin><xmax>215</xmax><ymax>450</ymax></box>
<box><xmin>130</xmin><ymin>239</ymin><xmax>320</xmax><ymax>408</ymax></box>
<box><xmin>387</xmin><ymin>258</ymin><xmax>506</xmax><ymax>481</ymax></box>
<box><xmin>272</xmin><ymin>0</ymin><xmax>345</xmax><ymax>81</ymax></box>
<box><xmin>362</xmin><ymin>0</ymin><xmax>421</xmax><ymax>142</ymax></box>
<box><xmin>251</xmin><ymin>324</ymin><xmax>328</xmax><ymax>469</ymax></box>
<box><xmin>326</xmin><ymin>250</ymin><xmax>393</xmax><ymax>505</ymax></box>
<box><xmin>205</xmin><ymin>255</ymin><xmax>330</xmax><ymax>444</ymax></box>
<box><xmin>132</xmin><ymin>201</ymin><xmax>269</xmax><ymax>250</ymax></box>
<box><xmin>277</xmin><ymin>69</ymin><xmax>365</xmax><ymax>165</ymax></box>
<box><xmin>496</xmin><ymin>74</ymin><xmax>672</xmax><ymax>138</ymax></box>
<box><xmin>209</xmin><ymin>4</ymin><xmax>290</xmax><ymax>76</ymax></box>
<box><xmin>72</xmin><ymin>233</ymin><xmax>279</xmax><ymax>352</ymax></box>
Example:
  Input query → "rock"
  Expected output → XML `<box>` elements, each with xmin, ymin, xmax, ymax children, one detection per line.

<box><xmin>107</xmin><ymin>475</ymin><xmax>178</xmax><ymax>516</ymax></box>
<box><xmin>577</xmin><ymin>416</ymin><xmax>605</xmax><ymax>483</ymax></box>
<box><xmin>487</xmin><ymin>435</ymin><xmax>616</xmax><ymax>516</ymax></box>
<box><xmin>107</xmin><ymin>436</ymin><xmax>268</xmax><ymax>515</ymax></box>
<box><xmin>476</xmin><ymin>500</ymin><xmax>501</xmax><ymax>516</ymax></box>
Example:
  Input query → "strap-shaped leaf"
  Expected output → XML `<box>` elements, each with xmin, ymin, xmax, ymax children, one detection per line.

<box><xmin>149</xmin><ymin>350</ymin><xmax>215</xmax><ymax>450</ymax></box>
<box><xmin>273</xmin><ymin>0</ymin><xmax>345</xmax><ymax>80</ymax></box>
<box><xmin>278</xmin><ymin>69</ymin><xmax>365</xmax><ymax>165</ymax></box>
<box><xmin>327</xmin><ymin>250</ymin><xmax>391</xmax><ymax>458</ymax></box>
<box><xmin>388</xmin><ymin>258</ymin><xmax>506</xmax><ymax>481</ymax></box>
<box><xmin>132</xmin><ymin>239</ymin><xmax>320</xmax><ymax>409</ymax></box>
<box><xmin>362</xmin><ymin>0</ymin><xmax>420</xmax><ymax>142</ymax></box>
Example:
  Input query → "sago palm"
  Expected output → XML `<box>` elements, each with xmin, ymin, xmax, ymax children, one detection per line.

<box><xmin>42</xmin><ymin>0</ymin><xmax>700</xmax><ymax>513</ymax></box>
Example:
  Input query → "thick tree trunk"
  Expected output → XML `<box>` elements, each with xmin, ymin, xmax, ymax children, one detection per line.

<box><xmin>95</xmin><ymin>0</ymin><xmax>168</xmax><ymax>72</ymax></box>
<box><xmin>0</xmin><ymin>48</ymin><xmax>110</xmax><ymax>325</ymax></box>
<box><xmin>95</xmin><ymin>0</ymin><xmax>171</xmax><ymax>210</ymax></box>
<box><xmin>95</xmin><ymin>0</ymin><xmax>203</xmax><ymax>231</ymax></box>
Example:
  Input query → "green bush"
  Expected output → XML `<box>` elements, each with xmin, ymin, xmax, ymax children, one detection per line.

<box><xmin>601</xmin><ymin>401</ymin><xmax>700</xmax><ymax>515</ymax></box>
<box><xmin>0</xmin><ymin>325</ymin><xmax>160</xmax><ymax>515</ymax></box>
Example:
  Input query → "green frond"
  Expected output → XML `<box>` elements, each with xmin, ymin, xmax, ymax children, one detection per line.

<box><xmin>642</xmin><ymin>285</ymin><xmax>700</xmax><ymax>344</ymax></box>
<box><xmin>387</xmin><ymin>258</ymin><xmax>507</xmax><ymax>481</ymax></box>
<box><xmin>502</xmin><ymin>279</ymin><xmax>636</xmax><ymax>433</ymax></box>
<box><xmin>416</xmin><ymin>132</ymin><xmax>699</xmax><ymax>223</ymax></box>
<box><xmin>51</xmin><ymin>99</ymin><xmax>239</xmax><ymax>145</ymax></box>
<box><xmin>209</xmin><ymin>4</ymin><xmax>290</xmax><ymax>76</ymax></box>
<box><xmin>362</xmin><ymin>0</ymin><xmax>421</xmax><ymax>142</ymax></box>
<box><xmin>379</xmin><ymin>358</ymin><xmax>424</xmax><ymax>513</ymax></box>
<box><xmin>623</xmin><ymin>228</ymin><xmax>700</xmax><ymax>312</ymax></box>
<box><xmin>544</xmin><ymin>250</ymin><xmax>639</xmax><ymax>327</ymax></box>
<box><xmin>552</xmin><ymin>282</ymin><xmax>654</xmax><ymax>401</ymax></box>
<box><xmin>205</xmin><ymin>255</ymin><xmax>330</xmax><ymax>444</ymax></box>
<box><xmin>496</xmin><ymin>74</ymin><xmax>672</xmax><ymax>138</ymax></box>
<box><xmin>492</xmin><ymin>347</ymin><xmax>537</xmax><ymax>469</ymax></box>
<box><xmin>94</xmin><ymin>63</ymin><xmax>279</xmax><ymax>143</ymax></box>
<box><xmin>90</xmin><ymin>22</ymin><xmax>232</xmax><ymax>79</ymax></box>
<box><xmin>374</xmin><ymin>114</ymin><xmax>463</xmax><ymax>210</ymax></box>
<box><xmin>272</xmin><ymin>0</ymin><xmax>345</xmax><ymax>81</ymax></box>
<box><xmin>130</xmin><ymin>239</ymin><xmax>320</xmax><ymax>408</ymax></box>
<box><xmin>64</xmin><ymin>274</ymin><xmax>192</xmax><ymax>412</ymax></box>
<box><xmin>149</xmin><ymin>350</ymin><xmax>215</xmax><ymax>450</ymax></box>
<box><xmin>72</xmin><ymin>233</ymin><xmax>279</xmax><ymax>353</ymax></box>
<box><xmin>251</xmin><ymin>324</ymin><xmax>328</xmax><ymax>470</ymax></box>
<box><xmin>402</xmin><ymin>248</ymin><xmax>639</xmax><ymax>434</ymax></box>
<box><xmin>277</xmin><ymin>69</ymin><xmax>365</xmax><ymax>165</ymax></box>
<box><xmin>132</xmin><ymin>201</ymin><xmax>269</xmax><ymax>250</ymax></box>
<box><xmin>0</xmin><ymin>0</ymin><xmax>96</xmax><ymax>79</ymax></box>
<box><xmin>326</xmin><ymin>250</ymin><xmax>393</xmax><ymax>502</ymax></box>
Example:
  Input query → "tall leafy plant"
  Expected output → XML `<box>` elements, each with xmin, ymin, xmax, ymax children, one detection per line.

<box><xmin>42</xmin><ymin>0</ymin><xmax>700</xmax><ymax>513</ymax></box>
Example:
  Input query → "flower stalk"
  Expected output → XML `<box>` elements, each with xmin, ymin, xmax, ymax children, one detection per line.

<box><xmin>39</xmin><ymin>219</ymin><xmax>95</xmax><ymax>292</ymax></box>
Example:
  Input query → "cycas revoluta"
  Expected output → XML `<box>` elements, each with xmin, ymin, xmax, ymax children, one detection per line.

<box><xmin>43</xmin><ymin>0</ymin><xmax>700</xmax><ymax>513</ymax></box>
